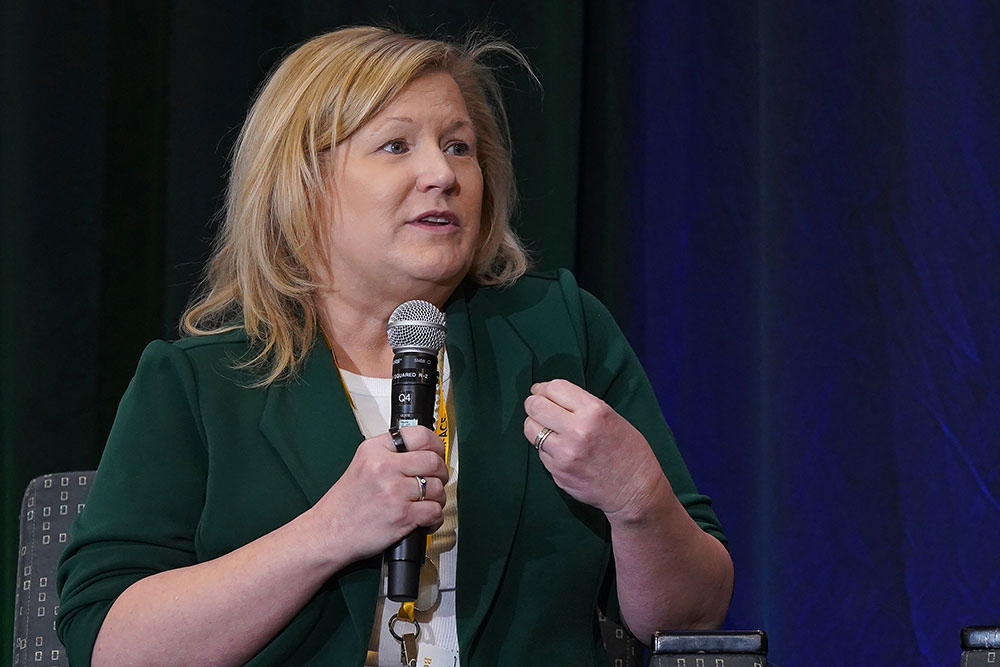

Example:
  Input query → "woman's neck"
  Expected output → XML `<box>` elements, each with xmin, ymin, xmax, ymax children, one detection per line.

<box><xmin>317</xmin><ymin>292</ymin><xmax>394</xmax><ymax>378</ymax></box>
<box><xmin>316</xmin><ymin>282</ymin><xmax>453</xmax><ymax>378</ymax></box>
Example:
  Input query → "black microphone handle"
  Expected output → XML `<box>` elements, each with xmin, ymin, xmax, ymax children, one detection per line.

<box><xmin>385</xmin><ymin>349</ymin><xmax>439</xmax><ymax>602</ymax></box>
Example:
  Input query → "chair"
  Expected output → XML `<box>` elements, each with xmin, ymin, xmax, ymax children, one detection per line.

<box><xmin>962</xmin><ymin>626</ymin><xmax>1000</xmax><ymax>666</ymax></box>
<box><xmin>12</xmin><ymin>471</ymin><xmax>95</xmax><ymax>667</ymax></box>
<box><xmin>599</xmin><ymin>610</ymin><xmax>644</xmax><ymax>666</ymax></box>
<box><xmin>650</xmin><ymin>630</ymin><xmax>768</xmax><ymax>666</ymax></box>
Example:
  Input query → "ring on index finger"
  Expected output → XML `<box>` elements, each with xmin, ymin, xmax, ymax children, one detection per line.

<box><xmin>388</xmin><ymin>427</ymin><xmax>407</xmax><ymax>452</ymax></box>
<box><xmin>534</xmin><ymin>427</ymin><xmax>554</xmax><ymax>451</ymax></box>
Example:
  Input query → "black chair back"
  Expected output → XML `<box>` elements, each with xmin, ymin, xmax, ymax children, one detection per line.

<box><xmin>12</xmin><ymin>471</ymin><xmax>95</xmax><ymax>667</ymax></box>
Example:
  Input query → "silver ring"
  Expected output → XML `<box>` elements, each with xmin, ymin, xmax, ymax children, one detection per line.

<box><xmin>415</xmin><ymin>475</ymin><xmax>427</xmax><ymax>502</ymax></box>
<box><xmin>534</xmin><ymin>427</ymin><xmax>554</xmax><ymax>451</ymax></box>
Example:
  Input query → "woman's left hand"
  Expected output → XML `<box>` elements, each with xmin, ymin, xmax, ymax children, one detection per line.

<box><xmin>523</xmin><ymin>379</ymin><xmax>669</xmax><ymax>518</ymax></box>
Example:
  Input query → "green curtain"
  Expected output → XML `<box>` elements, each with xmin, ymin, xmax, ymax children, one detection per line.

<box><xmin>1</xmin><ymin>3</ymin><xmax>635</xmax><ymax>657</ymax></box>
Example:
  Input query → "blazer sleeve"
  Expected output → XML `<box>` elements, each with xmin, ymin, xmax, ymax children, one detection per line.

<box><xmin>555</xmin><ymin>269</ymin><xmax>728</xmax><ymax>620</ymax></box>
<box><xmin>56</xmin><ymin>340</ymin><xmax>209</xmax><ymax>667</ymax></box>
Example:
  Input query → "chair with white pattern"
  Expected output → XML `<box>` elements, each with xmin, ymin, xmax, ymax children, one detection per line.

<box><xmin>12</xmin><ymin>471</ymin><xmax>95</xmax><ymax>667</ymax></box>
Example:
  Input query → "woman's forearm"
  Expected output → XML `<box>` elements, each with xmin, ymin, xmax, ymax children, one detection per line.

<box><xmin>89</xmin><ymin>428</ymin><xmax>448</xmax><ymax>667</ymax></box>
<box><xmin>92</xmin><ymin>426</ymin><xmax>448</xmax><ymax>667</ymax></box>
<box><xmin>91</xmin><ymin>507</ymin><xmax>349</xmax><ymax>667</ymax></box>
<box><xmin>607</xmin><ymin>474</ymin><xmax>734</xmax><ymax>645</ymax></box>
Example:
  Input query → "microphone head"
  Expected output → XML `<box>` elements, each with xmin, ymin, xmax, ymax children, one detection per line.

<box><xmin>386</xmin><ymin>300</ymin><xmax>447</xmax><ymax>353</ymax></box>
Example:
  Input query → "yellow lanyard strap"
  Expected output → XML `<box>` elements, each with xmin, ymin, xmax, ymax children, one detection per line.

<box><xmin>398</xmin><ymin>387</ymin><xmax>448</xmax><ymax>622</ymax></box>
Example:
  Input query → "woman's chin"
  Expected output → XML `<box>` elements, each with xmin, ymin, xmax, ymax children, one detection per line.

<box><xmin>397</xmin><ymin>260</ymin><xmax>472</xmax><ymax>291</ymax></box>
<box><xmin>391</xmin><ymin>248</ymin><xmax>472</xmax><ymax>285</ymax></box>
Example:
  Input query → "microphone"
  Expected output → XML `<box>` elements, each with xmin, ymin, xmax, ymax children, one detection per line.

<box><xmin>384</xmin><ymin>299</ymin><xmax>447</xmax><ymax>602</ymax></box>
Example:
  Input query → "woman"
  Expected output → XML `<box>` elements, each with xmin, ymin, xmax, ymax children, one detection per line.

<box><xmin>57</xmin><ymin>26</ymin><xmax>733</xmax><ymax>666</ymax></box>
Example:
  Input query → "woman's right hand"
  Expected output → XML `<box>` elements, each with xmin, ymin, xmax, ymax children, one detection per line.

<box><xmin>309</xmin><ymin>425</ymin><xmax>449</xmax><ymax>565</ymax></box>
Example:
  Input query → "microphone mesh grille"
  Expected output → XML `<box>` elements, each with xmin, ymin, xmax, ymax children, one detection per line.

<box><xmin>386</xmin><ymin>300</ymin><xmax>447</xmax><ymax>352</ymax></box>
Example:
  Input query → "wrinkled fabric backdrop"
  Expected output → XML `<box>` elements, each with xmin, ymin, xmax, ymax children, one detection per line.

<box><xmin>2</xmin><ymin>2</ymin><xmax>997</xmax><ymax>666</ymax></box>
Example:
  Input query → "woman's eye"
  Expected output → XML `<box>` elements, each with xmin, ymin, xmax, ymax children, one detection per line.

<box><xmin>445</xmin><ymin>141</ymin><xmax>471</xmax><ymax>157</ymax></box>
<box><xmin>381</xmin><ymin>139</ymin><xmax>408</xmax><ymax>155</ymax></box>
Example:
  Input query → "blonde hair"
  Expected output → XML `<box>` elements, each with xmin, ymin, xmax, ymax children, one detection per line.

<box><xmin>182</xmin><ymin>26</ymin><xmax>532</xmax><ymax>385</ymax></box>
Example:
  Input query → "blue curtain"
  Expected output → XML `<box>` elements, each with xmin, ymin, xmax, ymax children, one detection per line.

<box><xmin>624</xmin><ymin>3</ymin><xmax>1000</xmax><ymax>664</ymax></box>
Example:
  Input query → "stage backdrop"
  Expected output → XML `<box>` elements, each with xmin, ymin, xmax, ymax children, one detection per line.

<box><xmin>2</xmin><ymin>2</ymin><xmax>997</xmax><ymax>666</ymax></box>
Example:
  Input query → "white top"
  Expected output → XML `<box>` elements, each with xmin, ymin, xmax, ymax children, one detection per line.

<box><xmin>338</xmin><ymin>355</ymin><xmax>460</xmax><ymax>666</ymax></box>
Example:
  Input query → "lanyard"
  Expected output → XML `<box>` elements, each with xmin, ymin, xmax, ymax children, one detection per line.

<box><xmin>398</xmin><ymin>389</ymin><xmax>448</xmax><ymax>622</ymax></box>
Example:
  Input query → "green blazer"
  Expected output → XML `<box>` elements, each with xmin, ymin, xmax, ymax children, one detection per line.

<box><xmin>57</xmin><ymin>270</ymin><xmax>725</xmax><ymax>666</ymax></box>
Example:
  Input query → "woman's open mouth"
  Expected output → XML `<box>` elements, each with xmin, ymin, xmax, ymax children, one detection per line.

<box><xmin>408</xmin><ymin>211</ymin><xmax>459</xmax><ymax>229</ymax></box>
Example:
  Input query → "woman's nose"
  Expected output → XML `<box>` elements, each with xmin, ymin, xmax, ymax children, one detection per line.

<box><xmin>415</xmin><ymin>146</ymin><xmax>458</xmax><ymax>193</ymax></box>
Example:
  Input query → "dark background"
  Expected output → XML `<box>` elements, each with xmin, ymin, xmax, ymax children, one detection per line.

<box><xmin>3</xmin><ymin>2</ymin><xmax>998</xmax><ymax>665</ymax></box>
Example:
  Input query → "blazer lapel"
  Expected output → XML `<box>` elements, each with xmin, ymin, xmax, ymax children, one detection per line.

<box><xmin>447</xmin><ymin>286</ymin><xmax>533</xmax><ymax>654</ymax></box>
<box><xmin>258</xmin><ymin>343</ymin><xmax>380</xmax><ymax>647</ymax></box>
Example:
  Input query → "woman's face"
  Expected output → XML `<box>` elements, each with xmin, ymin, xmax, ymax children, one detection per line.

<box><xmin>321</xmin><ymin>71</ymin><xmax>484</xmax><ymax>302</ymax></box>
